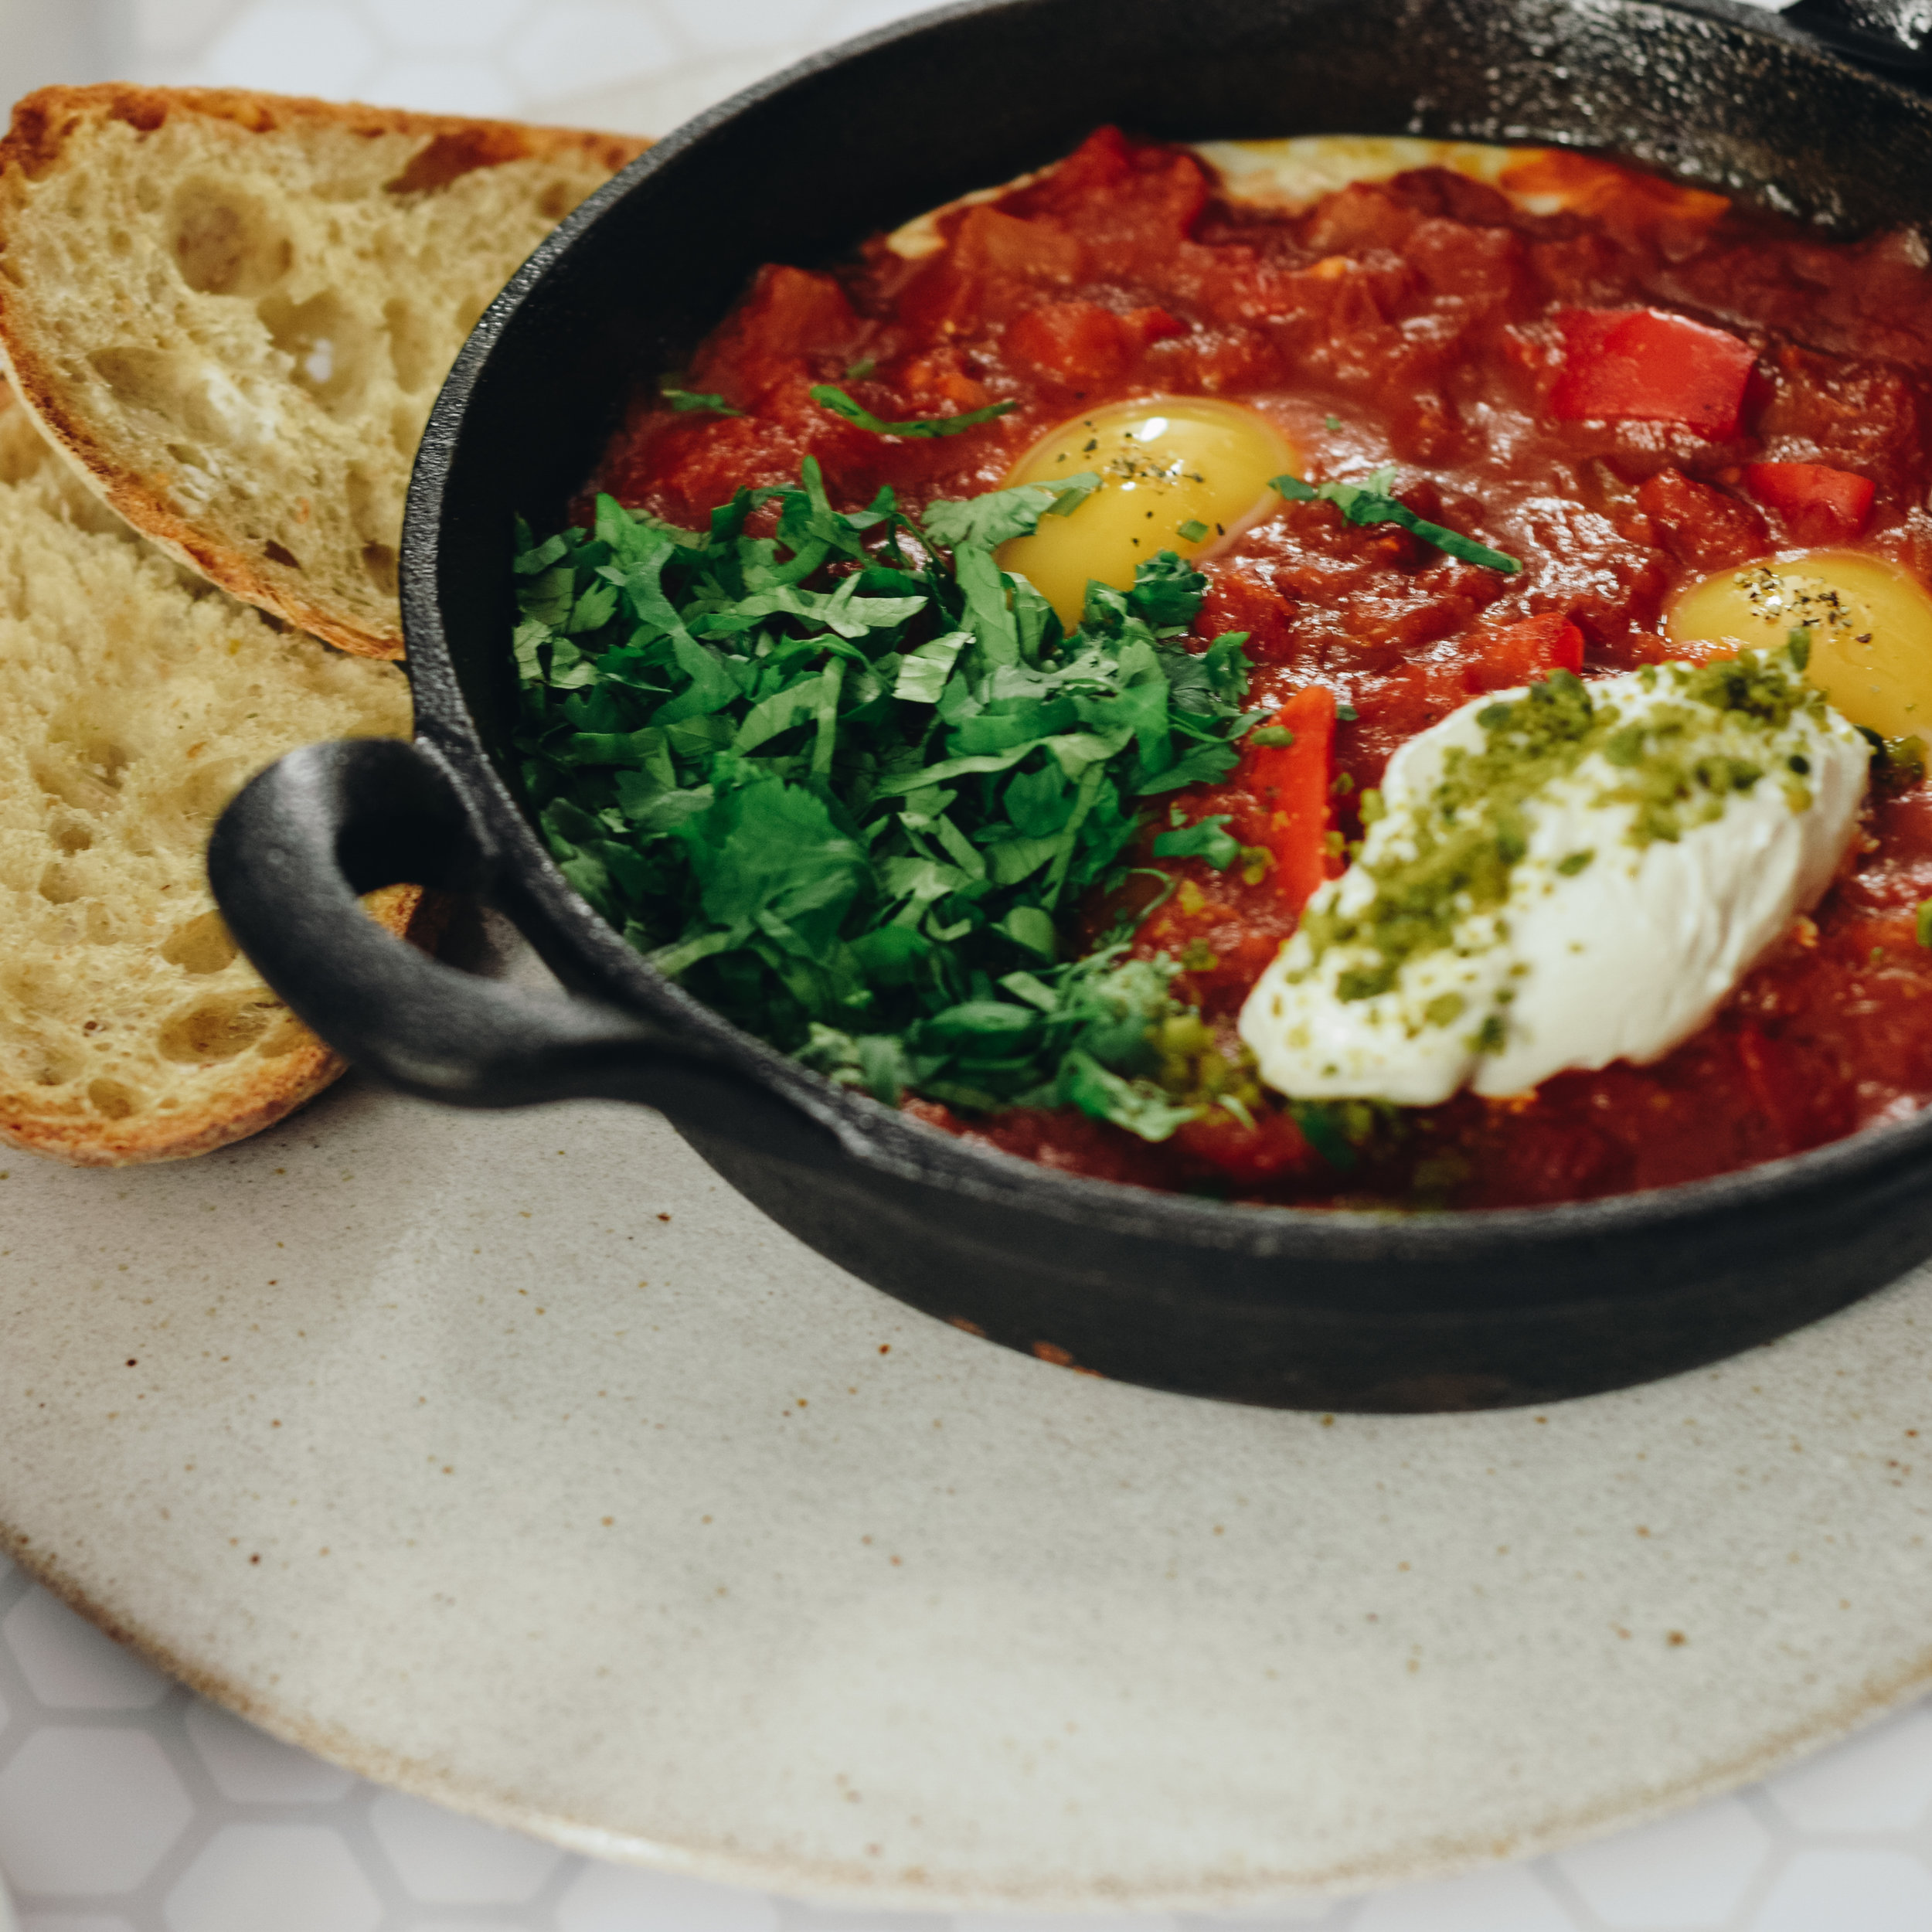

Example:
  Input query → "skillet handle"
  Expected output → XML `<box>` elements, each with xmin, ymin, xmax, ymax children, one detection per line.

<box><xmin>206</xmin><ymin>736</ymin><xmax>839</xmax><ymax>1159</ymax></box>
<box><xmin>1783</xmin><ymin>0</ymin><xmax>1932</xmax><ymax>71</ymax></box>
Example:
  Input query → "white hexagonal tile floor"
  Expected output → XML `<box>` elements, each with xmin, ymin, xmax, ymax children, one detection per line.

<box><xmin>5</xmin><ymin>0</ymin><xmax>1928</xmax><ymax>1927</ymax></box>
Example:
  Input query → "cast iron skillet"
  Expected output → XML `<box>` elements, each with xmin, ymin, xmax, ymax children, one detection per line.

<box><xmin>209</xmin><ymin>0</ymin><xmax>1932</xmax><ymax>1413</ymax></box>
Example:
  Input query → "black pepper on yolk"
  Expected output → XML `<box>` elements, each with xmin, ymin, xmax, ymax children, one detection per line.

<box><xmin>1668</xmin><ymin>551</ymin><xmax>1932</xmax><ymax>749</ymax></box>
<box><xmin>996</xmin><ymin>397</ymin><xmax>1296</xmax><ymax>627</ymax></box>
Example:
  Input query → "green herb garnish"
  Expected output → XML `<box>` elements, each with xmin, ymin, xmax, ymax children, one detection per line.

<box><xmin>811</xmin><ymin>384</ymin><xmax>1019</xmax><ymax>439</ymax></box>
<box><xmin>1152</xmin><ymin>813</ymin><xmax>1240</xmax><ymax>870</ymax></box>
<box><xmin>1299</xmin><ymin>652</ymin><xmax>1832</xmax><ymax>1005</ymax></box>
<box><xmin>1887</xmin><ymin>736</ymin><xmax>1928</xmax><ymax>784</ymax></box>
<box><xmin>1289</xmin><ymin>1100</ymin><xmax>1361</xmax><ymax>1170</ymax></box>
<box><xmin>1917</xmin><ymin>898</ymin><xmax>1932</xmax><ymax>950</ymax></box>
<box><xmin>1273</xmin><ymin>468</ymin><xmax>1522</xmax><ymax>574</ymax></box>
<box><xmin>662</xmin><ymin>386</ymin><xmax>743</xmax><ymax>417</ymax></box>
<box><xmin>511</xmin><ymin>461</ymin><xmax>1259</xmax><ymax>1140</ymax></box>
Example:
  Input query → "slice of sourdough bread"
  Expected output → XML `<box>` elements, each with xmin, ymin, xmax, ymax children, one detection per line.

<box><xmin>0</xmin><ymin>87</ymin><xmax>645</xmax><ymax>659</ymax></box>
<box><xmin>0</xmin><ymin>389</ymin><xmax>423</xmax><ymax>1165</ymax></box>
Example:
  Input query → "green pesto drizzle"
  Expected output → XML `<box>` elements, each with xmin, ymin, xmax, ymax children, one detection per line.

<box><xmin>1298</xmin><ymin>646</ymin><xmax>1835</xmax><ymax>1008</ymax></box>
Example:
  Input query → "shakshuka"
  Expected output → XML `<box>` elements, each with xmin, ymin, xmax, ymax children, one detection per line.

<box><xmin>521</xmin><ymin>129</ymin><xmax>1932</xmax><ymax>1211</ymax></box>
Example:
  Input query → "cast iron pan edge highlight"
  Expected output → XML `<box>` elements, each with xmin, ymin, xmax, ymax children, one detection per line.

<box><xmin>211</xmin><ymin>0</ymin><xmax>1932</xmax><ymax>1410</ymax></box>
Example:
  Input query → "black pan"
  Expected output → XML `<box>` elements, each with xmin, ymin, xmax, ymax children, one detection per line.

<box><xmin>209</xmin><ymin>0</ymin><xmax>1932</xmax><ymax>1413</ymax></box>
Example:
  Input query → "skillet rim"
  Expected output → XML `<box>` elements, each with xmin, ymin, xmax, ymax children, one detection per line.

<box><xmin>397</xmin><ymin>0</ymin><xmax>1932</xmax><ymax>1270</ymax></box>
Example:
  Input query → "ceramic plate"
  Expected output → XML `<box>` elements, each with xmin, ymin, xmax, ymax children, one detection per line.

<box><xmin>5</xmin><ymin>932</ymin><xmax>1932</xmax><ymax>1911</ymax></box>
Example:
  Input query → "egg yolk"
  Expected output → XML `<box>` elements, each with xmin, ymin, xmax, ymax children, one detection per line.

<box><xmin>1667</xmin><ymin>550</ymin><xmax>1932</xmax><ymax>745</ymax></box>
<box><xmin>996</xmin><ymin>398</ymin><xmax>1295</xmax><ymax>628</ymax></box>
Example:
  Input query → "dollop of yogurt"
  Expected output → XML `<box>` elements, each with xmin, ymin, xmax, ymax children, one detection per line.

<box><xmin>1239</xmin><ymin>651</ymin><xmax>1869</xmax><ymax>1106</ymax></box>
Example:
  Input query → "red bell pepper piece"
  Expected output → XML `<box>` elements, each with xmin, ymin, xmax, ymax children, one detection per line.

<box><xmin>1550</xmin><ymin>308</ymin><xmax>1757</xmax><ymax>439</ymax></box>
<box><xmin>1743</xmin><ymin>461</ymin><xmax>1875</xmax><ymax>544</ymax></box>
<box><xmin>1463</xmin><ymin>612</ymin><xmax>1584</xmax><ymax>693</ymax></box>
<box><xmin>1245</xmin><ymin>685</ymin><xmax>1338</xmax><ymax>918</ymax></box>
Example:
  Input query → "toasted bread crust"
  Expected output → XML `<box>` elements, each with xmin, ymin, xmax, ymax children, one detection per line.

<box><xmin>0</xmin><ymin>85</ymin><xmax>645</xmax><ymax>183</ymax></box>
<box><xmin>0</xmin><ymin>884</ymin><xmax>442</xmax><ymax>1167</ymax></box>
<box><xmin>0</xmin><ymin>381</ymin><xmax>430</xmax><ymax>1167</ymax></box>
<box><xmin>0</xmin><ymin>87</ymin><xmax>646</xmax><ymax>659</ymax></box>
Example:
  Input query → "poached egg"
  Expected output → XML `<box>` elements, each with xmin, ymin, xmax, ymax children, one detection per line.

<box><xmin>995</xmin><ymin>398</ymin><xmax>1294</xmax><ymax>628</ymax></box>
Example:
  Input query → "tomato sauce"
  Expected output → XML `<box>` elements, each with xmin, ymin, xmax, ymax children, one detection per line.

<box><xmin>594</xmin><ymin>128</ymin><xmax>1932</xmax><ymax>1210</ymax></box>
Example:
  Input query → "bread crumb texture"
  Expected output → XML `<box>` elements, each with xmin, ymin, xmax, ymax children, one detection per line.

<box><xmin>0</xmin><ymin>394</ymin><xmax>416</xmax><ymax>1165</ymax></box>
<box><xmin>0</xmin><ymin>87</ymin><xmax>644</xmax><ymax>657</ymax></box>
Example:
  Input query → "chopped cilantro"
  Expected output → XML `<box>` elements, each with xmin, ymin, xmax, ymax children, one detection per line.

<box><xmin>511</xmin><ymin>461</ymin><xmax>1257</xmax><ymax>1140</ymax></box>
<box><xmin>662</xmin><ymin>385</ymin><xmax>743</xmax><ymax>416</ymax></box>
<box><xmin>1288</xmin><ymin>1100</ymin><xmax>1359</xmax><ymax>1170</ymax></box>
<box><xmin>1274</xmin><ymin>468</ymin><xmax>1522</xmax><ymax>574</ymax></box>
<box><xmin>1247</xmin><ymin>724</ymin><xmax>1294</xmax><ymax>748</ymax></box>
<box><xmin>1176</xmin><ymin>518</ymin><xmax>1210</xmax><ymax>544</ymax></box>
<box><xmin>1325</xmin><ymin>413</ymin><xmax>1343</xmax><ymax>432</ymax></box>
<box><xmin>1152</xmin><ymin>814</ymin><xmax>1240</xmax><ymax>869</ymax></box>
<box><xmin>1918</xmin><ymin>898</ymin><xmax>1932</xmax><ymax>950</ymax></box>
<box><xmin>810</xmin><ymin>384</ymin><xmax>1019</xmax><ymax>439</ymax></box>
<box><xmin>921</xmin><ymin>472</ymin><xmax>1098</xmax><ymax>549</ymax></box>
<box><xmin>1336</xmin><ymin>701</ymin><xmax>1359</xmax><ymax>722</ymax></box>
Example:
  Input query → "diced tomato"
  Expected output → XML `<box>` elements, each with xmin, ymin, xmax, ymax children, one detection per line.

<box><xmin>1035</xmin><ymin>124</ymin><xmax>1135</xmax><ymax>201</ymax></box>
<box><xmin>1462</xmin><ymin>612</ymin><xmax>1584</xmax><ymax>693</ymax></box>
<box><xmin>1196</xmin><ymin>565</ymin><xmax>1298</xmax><ymax>667</ymax></box>
<box><xmin>896</xmin><ymin>349</ymin><xmax>989</xmax><ymax>415</ymax></box>
<box><xmin>1122</xmin><ymin>304</ymin><xmax>1187</xmax><ymax>351</ymax></box>
<box><xmin>1243</xmin><ymin>685</ymin><xmax>1338</xmax><ymax>918</ymax></box>
<box><xmin>1004</xmin><ymin>300</ymin><xmax>1137</xmax><ymax>384</ymax></box>
<box><xmin>703</xmin><ymin>264</ymin><xmax>866</xmax><ymax>374</ymax></box>
<box><xmin>1635</xmin><ymin>468</ymin><xmax>1770</xmax><ymax>573</ymax></box>
<box><xmin>1550</xmin><ymin>307</ymin><xmax>1757</xmax><ymax>438</ymax></box>
<box><xmin>1743</xmin><ymin>461</ymin><xmax>1876</xmax><ymax>544</ymax></box>
<box><xmin>949</xmin><ymin>204</ymin><xmax>1084</xmax><ymax>284</ymax></box>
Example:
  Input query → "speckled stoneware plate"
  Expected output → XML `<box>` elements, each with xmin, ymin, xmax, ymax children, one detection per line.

<box><xmin>6</xmin><ymin>935</ymin><xmax>1932</xmax><ymax>1910</ymax></box>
